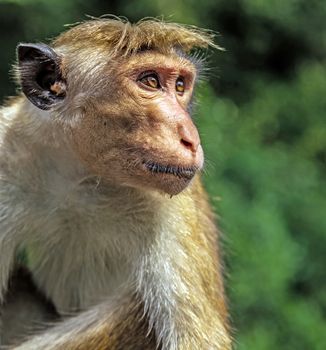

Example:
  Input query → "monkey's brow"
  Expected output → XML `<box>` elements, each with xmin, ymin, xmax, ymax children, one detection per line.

<box><xmin>137</xmin><ymin>65</ymin><xmax>194</xmax><ymax>74</ymax></box>
<box><xmin>125</xmin><ymin>61</ymin><xmax>196</xmax><ymax>79</ymax></box>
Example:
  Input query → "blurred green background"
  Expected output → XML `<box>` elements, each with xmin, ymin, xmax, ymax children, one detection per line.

<box><xmin>0</xmin><ymin>1</ymin><xmax>325</xmax><ymax>349</ymax></box>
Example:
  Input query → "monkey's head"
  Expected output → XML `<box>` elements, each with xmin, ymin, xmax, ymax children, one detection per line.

<box><xmin>17</xmin><ymin>18</ymin><xmax>218</xmax><ymax>196</ymax></box>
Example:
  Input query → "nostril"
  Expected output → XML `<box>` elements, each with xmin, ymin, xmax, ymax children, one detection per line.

<box><xmin>177</xmin><ymin>122</ymin><xmax>200</xmax><ymax>153</ymax></box>
<box><xmin>181</xmin><ymin>138</ymin><xmax>193</xmax><ymax>150</ymax></box>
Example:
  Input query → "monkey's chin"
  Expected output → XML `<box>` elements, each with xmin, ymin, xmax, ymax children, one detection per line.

<box><xmin>142</xmin><ymin>161</ymin><xmax>198</xmax><ymax>196</ymax></box>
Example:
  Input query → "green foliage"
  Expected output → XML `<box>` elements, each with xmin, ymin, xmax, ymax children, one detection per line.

<box><xmin>0</xmin><ymin>1</ymin><xmax>325</xmax><ymax>349</ymax></box>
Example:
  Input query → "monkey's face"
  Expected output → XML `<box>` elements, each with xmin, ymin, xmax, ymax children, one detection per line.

<box><xmin>70</xmin><ymin>52</ymin><xmax>204</xmax><ymax>195</ymax></box>
<box><xmin>17</xmin><ymin>44</ymin><xmax>204</xmax><ymax>196</ymax></box>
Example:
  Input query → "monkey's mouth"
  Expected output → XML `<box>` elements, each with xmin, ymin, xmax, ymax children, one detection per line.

<box><xmin>143</xmin><ymin>161</ymin><xmax>197</xmax><ymax>180</ymax></box>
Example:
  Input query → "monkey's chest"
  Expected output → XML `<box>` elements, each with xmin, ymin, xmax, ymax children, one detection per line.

<box><xmin>25</xmin><ymin>244</ymin><xmax>129</xmax><ymax>314</ymax></box>
<box><xmin>22</xmin><ymin>208</ymin><xmax>133</xmax><ymax>314</ymax></box>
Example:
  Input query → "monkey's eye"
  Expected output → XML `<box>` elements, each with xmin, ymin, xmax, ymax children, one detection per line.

<box><xmin>176</xmin><ymin>77</ymin><xmax>185</xmax><ymax>94</ymax></box>
<box><xmin>138</xmin><ymin>72</ymin><xmax>161</xmax><ymax>89</ymax></box>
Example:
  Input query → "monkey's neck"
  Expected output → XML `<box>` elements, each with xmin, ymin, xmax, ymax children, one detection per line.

<box><xmin>12</xmin><ymin>115</ymin><xmax>191</xmax><ymax>315</ymax></box>
<box><xmin>23</xmin><ymin>171</ymin><xmax>191</xmax><ymax>339</ymax></box>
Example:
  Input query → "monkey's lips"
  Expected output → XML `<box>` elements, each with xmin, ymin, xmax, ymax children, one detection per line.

<box><xmin>143</xmin><ymin>161</ymin><xmax>198</xmax><ymax>180</ymax></box>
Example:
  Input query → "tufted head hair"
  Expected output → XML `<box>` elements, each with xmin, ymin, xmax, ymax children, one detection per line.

<box><xmin>53</xmin><ymin>17</ymin><xmax>220</xmax><ymax>56</ymax></box>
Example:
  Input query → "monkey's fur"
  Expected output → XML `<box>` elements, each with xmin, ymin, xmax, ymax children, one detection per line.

<box><xmin>0</xmin><ymin>18</ymin><xmax>231</xmax><ymax>349</ymax></box>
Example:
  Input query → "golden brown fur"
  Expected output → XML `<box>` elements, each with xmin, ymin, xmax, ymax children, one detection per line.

<box><xmin>54</xmin><ymin>17</ymin><xmax>220</xmax><ymax>55</ymax></box>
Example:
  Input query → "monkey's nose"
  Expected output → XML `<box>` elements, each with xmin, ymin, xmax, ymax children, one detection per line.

<box><xmin>178</xmin><ymin>123</ymin><xmax>200</xmax><ymax>153</ymax></box>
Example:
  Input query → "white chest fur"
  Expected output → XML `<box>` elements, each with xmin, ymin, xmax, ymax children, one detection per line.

<box><xmin>21</xmin><ymin>178</ymin><xmax>163</xmax><ymax>313</ymax></box>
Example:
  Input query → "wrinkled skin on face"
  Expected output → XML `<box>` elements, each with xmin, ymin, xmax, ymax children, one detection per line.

<box><xmin>69</xmin><ymin>51</ymin><xmax>204</xmax><ymax>195</ymax></box>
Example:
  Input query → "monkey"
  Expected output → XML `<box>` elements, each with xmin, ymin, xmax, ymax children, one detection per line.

<box><xmin>0</xmin><ymin>18</ymin><xmax>231</xmax><ymax>349</ymax></box>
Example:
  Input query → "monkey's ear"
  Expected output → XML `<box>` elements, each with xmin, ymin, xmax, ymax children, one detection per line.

<box><xmin>17</xmin><ymin>43</ymin><xmax>66</xmax><ymax>110</ymax></box>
